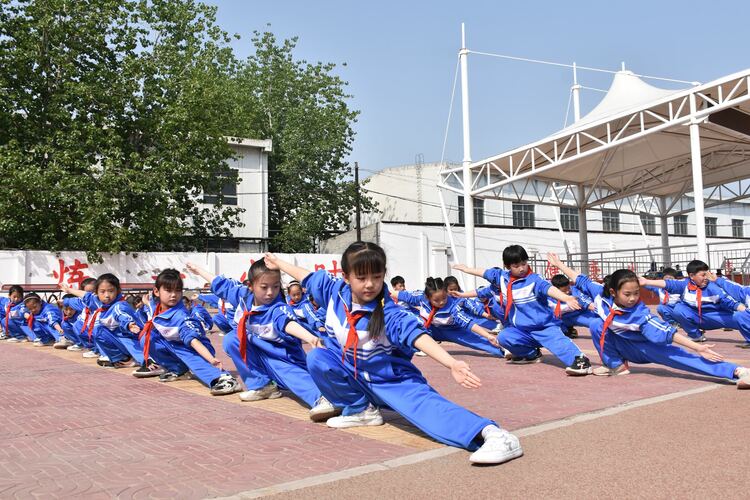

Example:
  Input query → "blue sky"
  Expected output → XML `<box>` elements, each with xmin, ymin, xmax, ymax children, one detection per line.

<box><xmin>205</xmin><ymin>0</ymin><xmax>750</xmax><ymax>176</ymax></box>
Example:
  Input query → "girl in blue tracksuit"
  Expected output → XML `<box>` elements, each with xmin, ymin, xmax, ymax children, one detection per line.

<box><xmin>445</xmin><ymin>276</ymin><xmax>500</xmax><ymax>331</ymax></box>
<box><xmin>548</xmin><ymin>274</ymin><xmax>598</xmax><ymax>335</ymax></box>
<box><xmin>60</xmin><ymin>278</ymin><xmax>98</xmax><ymax>354</ymax></box>
<box><xmin>643</xmin><ymin>268</ymin><xmax>681</xmax><ymax>324</ymax></box>
<box><xmin>548</xmin><ymin>253</ymin><xmax>750</xmax><ymax>388</ymax></box>
<box><xmin>59</xmin><ymin>295</ymin><xmax>84</xmax><ymax>350</ymax></box>
<box><xmin>180</xmin><ymin>296</ymin><xmax>214</xmax><ymax>333</ymax></box>
<box><xmin>61</xmin><ymin>274</ymin><xmax>145</xmax><ymax>368</ymax></box>
<box><xmin>453</xmin><ymin>245</ymin><xmax>592</xmax><ymax>376</ymax></box>
<box><xmin>21</xmin><ymin>293</ymin><xmax>65</xmax><ymax>345</ymax></box>
<box><xmin>395</xmin><ymin>278</ymin><xmax>505</xmax><ymax>358</ymax></box>
<box><xmin>709</xmin><ymin>272</ymin><xmax>750</xmax><ymax>348</ymax></box>
<box><xmin>266</xmin><ymin>242</ymin><xmax>523</xmax><ymax>465</ymax></box>
<box><xmin>641</xmin><ymin>260</ymin><xmax>749</xmax><ymax>343</ymax></box>
<box><xmin>196</xmin><ymin>292</ymin><xmax>235</xmax><ymax>334</ymax></box>
<box><xmin>130</xmin><ymin>269</ymin><xmax>239</xmax><ymax>393</ymax></box>
<box><xmin>1</xmin><ymin>285</ymin><xmax>27</xmax><ymax>341</ymax></box>
<box><xmin>287</xmin><ymin>281</ymin><xmax>325</xmax><ymax>334</ymax></box>
<box><xmin>186</xmin><ymin>260</ymin><xmax>336</xmax><ymax>421</ymax></box>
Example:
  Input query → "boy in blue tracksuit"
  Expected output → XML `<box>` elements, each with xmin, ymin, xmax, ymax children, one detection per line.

<box><xmin>196</xmin><ymin>292</ymin><xmax>235</xmax><ymax>334</ymax></box>
<box><xmin>643</xmin><ymin>267</ymin><xmax>681</xmax><ymax>324</ymax></box>
<box><xmin>131</xmin><ymin>269</ymin><xmax>239</xmax><ymax>394</ymax></box>
<box><xmin>21</xmin><ymin>293</ymin><xmax>65</xmax><ymax>345</ymax></box>
<box><xmin>396</xmin><ymin>278</ymin><xmax>505</xmax><ymax>358</ymax></box>
<box><xmin>390</xmin><ymin>276</ymin><xmax>420</xmax><ymax>316</ymax></box>
<box><xmin>641</xmin><ymin>260</ymin><xmax>749</xmax><ymax>344</ymax></box>
<box><xmin>181</xmin><ymin>296</ymin><xmax>214</xmax><ymax>333</ymax></box>
<box><xmin>549</xmin><ymin>274</ymin><xmax>598</xmax><ymax>338</ymax></box>
<box><xmin>60</xmin><ymin>278</ymin><xmax>98</xmax><ymax>354</ymax></box>
<box><xmin>1</xmin><ymin>285</ymin><xmax>26</xmax><ymax>342</ymax></box>
<box><xmin>186</xmin><ymin>260</ymin><xmax>337</xmax><ymax>421</ymax></box>
<box><xmin>548</xmin><ymin>252</ymin><xmax>750</xmax><ymax>388</ymax></box>
<box><xmin>453</xmin><ymin>245</ymin><xmax>592</xmax><ymax>376</ymax></box>
<box><xmin>267</xmin><ymin>242</ymin><xmax>524</xmax><ymax>465</ymax></box>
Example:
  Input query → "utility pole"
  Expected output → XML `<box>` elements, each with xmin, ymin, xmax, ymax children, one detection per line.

<box><xmin>355</xmin><ymin>161</ymin><xmax>362</xmax><ymax>242</ymax></box>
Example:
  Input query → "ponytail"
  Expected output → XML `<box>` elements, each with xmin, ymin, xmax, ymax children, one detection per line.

<box><xmin>424</xmin><ymin>277</ymin><xmax>446</xmax><ymax>298</ymax></box>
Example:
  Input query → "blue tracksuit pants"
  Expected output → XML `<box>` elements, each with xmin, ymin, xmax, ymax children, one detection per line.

<box><xmin>498</xmin><ymin>324</ymin><xmax>583</xmax><ymax>366</ymax></box>
<box><xmin>560</xmin><ymin>311</ymin><xmax>598</xmax><ymax>330</ymax></box>
<box><xmin>148</xmin><ymin>334</ymin><xmax>225</xmax><ymax>386</ymax></box>
<box><xmin>212</xmin><ymin>314</ymin><xmax>233</xmax><ymax>334</ymax></box>
<box><xmin>223</xmin><ymin>331</ymin><xmax>320</xmax><ymax>407</ymax></box>
<box><xmin>430</xmin><ymin>325</ymin><xmax>505</xmax><ymax>357</ymax></box>
<box><xmin>671</xmin><ymin>303</ymin><xmax>750</xmax><ymax>342</ymax></box>
<box><xmin>589</xmin><ymin>319</ymin><xmax>738</xmax><ymax>380</ymax></box>
<box><xmin>656</xmin><ymin>304</ymin><xmax>676</xmax><ymax>323</ymax></box>
<box><xmin>94</xmin><ymin>327</ymin><xmax>144</xmax><ymax>364</ymax></box>
<box><xmin>306</xmin><ymin>347</ymin><xmax>494</xmax><ymax>450</ymax></box>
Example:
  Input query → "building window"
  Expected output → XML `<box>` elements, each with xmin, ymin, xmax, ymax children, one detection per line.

<box><xmin>512</xmin><ymin>203</ymin><xmax>535</xmax><ymax>228</ymax></box>
<box><xmin>732</xmin><ymin>219</ymin><xmax>744</xmax><ymax>238</ymax></box>
<box><xmin>705</xmin><ymin>217</ymin><xmax>717</xmax><ymax>237</ymax></box>
<box><xmin>457</xmin><ymin>196</ymin><xmax>484</xmax><ymax>225</ymax></box>
<box><xmin>602</xmin><ymin>209</ymin><xmax>620</xmax><ymax>232</ymax></box>
<box><xmin>203</xmin><ymin>167</ymin><xmax>238</xmax><ymax>205</ymax></box>
<box><xmin>560</xmin><ymin>207</ymin><xmax>579</xmax><ymax>231</ymax></box>
<box><xmin>640</xmin><ymin>213</ymin><xmax>657</xmax><ymax>234</ymax></box>
<box><xmin>674</xmin><ymin>215</ymin><xmax>688</xmax><ymax>235</ymax></box>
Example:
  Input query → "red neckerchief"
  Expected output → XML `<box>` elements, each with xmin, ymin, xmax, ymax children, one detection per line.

<box><xmin>4</xmin><ymin>301</ymin><xmax>16</xmax><ymax>332</ymax></box>
<box><xmin>341</xmin><ymin>301</ymin><xmax>368</xmax><ymax>379</ymax></box>
<box><xmin>687</xmin><ymin>282</ymin><xmax>703</xmax><ymax>321</ymax></box>
<box><xmin>662</xmin><ymin>291</ymin><xmax>669</xmax><ymax>305</ymax></box>
<box><xmin>599</xmin><ymin>305</ymin><xmax>624</xmax><ymax>353</ymax></box>
<box><xmin>138</xmin><ymin>303</ymin><xmax>166</xmax><ymax>365</ymax></box>
<box><xmin>421</xmin><ymin>306</ymin><xmax>438</xmax><ymax>329</ymax></box>
<box><xmin>554</xmin><ymin>300</ymin><xmax>562</xmax><ymax>319</ymax></box>
<box><xmin>504</xmin><ymin>267</ymin><xmax>534</xmax><ymax>320</ymax></box>
<box><xmin>83</xmin><ymin>297</ymin><xmax>125</xmax><ymax>340</ymax></box>
<box><xmin>237</xmin><ymin>309</ymin><xmax>261</xmax><ymax>363</ymax></box>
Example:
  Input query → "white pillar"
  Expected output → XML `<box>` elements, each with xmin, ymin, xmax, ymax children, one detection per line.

<box><xmin>577</xmin><ymin>184</ymin><xmax>589</xmax><ymax>275</ymax></box>
<box><xmin>689</xmin><ymin>94</ymin><xmax>708</xmax><ymax>263</ymax></box>
<box><xmin>572</xmin><ymin>63</ymin><xmax>581</xmax><ymax>122</ymax></box>
<box><xmin>659</xmin><ymin>196</ymin><xmax>671</xmax><ymax>266</ymax></box>
<box><xmin>460</xmin><ymin>23</ymin><xmax>476</xmax><ymax>289</ymax></box>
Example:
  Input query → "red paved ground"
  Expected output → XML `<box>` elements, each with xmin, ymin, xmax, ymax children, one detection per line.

<box><xmin>1</xmin><ymin>325</ymin><xmax>748</xmax><ymax>499</ymax></box>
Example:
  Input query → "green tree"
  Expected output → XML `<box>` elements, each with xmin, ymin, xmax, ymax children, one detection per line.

<box><xmin>0</xmin><ymin>0</ymin><xmax>243</xmax><ymax>256</ymax></box>
<box><xmin>232</xmin><ymin>30</ymin><xmax>375</xmax><ymax>252</ymax></box>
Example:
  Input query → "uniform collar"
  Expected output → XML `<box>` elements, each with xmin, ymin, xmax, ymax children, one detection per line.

<box><xmin>338</xmin><ymin>283</ymin><xmax>394</xmax><ymax>313</ymax></box>
<box><xmin>247</xmin><ymin>293</ymin><xmax>285</xmax><ymax>313</ymax></box>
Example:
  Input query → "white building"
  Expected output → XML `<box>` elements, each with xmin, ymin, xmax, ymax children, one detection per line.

<box><xmin>201</xmin><ymin>138</ymin><xmax>272</xmax><ymax>252</ymax></box>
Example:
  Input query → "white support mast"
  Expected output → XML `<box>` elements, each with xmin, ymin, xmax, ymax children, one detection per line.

<box><xmin>460</xmin><ymin>23</ymin><xmax>476</xmax><ymax>288</ymax></box>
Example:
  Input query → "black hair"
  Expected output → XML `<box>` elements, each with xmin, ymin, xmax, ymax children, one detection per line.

<box><xmin>248</xmin><ymin>260</ymin><xmax>280</xmax><ymax>284</ymax></box>
<box><xmin>341</xmin><ymin>241</ymin><xmax>387</xmax><ymax>338</ymax></box>
<box><xmin>80</xmin><ymin>277</ymin><xmax>96</xmax><ymax>289</ymax></box>
<box><xmin>126</xmin><ymin>295</ymin><xmax>141</xmax><ymax>308</ymax></box>
<box><xmin>95</xmin><ymin>273</ymin><xmax>121</xmax><ymax>294</ymax></box>
<box><xmin>155</xmin><ymin>268</ymin><xmax>183</xmax><ymax>292</ymax></box>
<box><xmin>603</xmin><ymin>269</ymin><xmax>639</xmax><ymax>298</ymax></box>
<box><xmin>62</xmin><ymin>293</ymin><xmax>76</xmax><ymax>300</ymax></box>
<box><xmin>390</xmin><ymin>276</ymin><xmax>405</xmax><ymax>287</ymax></box>
<box><xmin>181</xmin><ymin>296</ymin><xmax>191</xmax><ymax>307</ymax></box>
<box><xmin>551</xmin><ymin>274</ymin><xmax>570</xmax><ymax>288</ymax></box>
<box><xmin>23</xmin><ymin>292</ymin><xmax>41</xmax><ymax>304</ymax></box>
<box><xmin>287</xmin><ymin>281</ymin><xmax>303</xmax><ymax>293</ymax></box>
<box><xmin>661</xmin><ymin>267</ymin><xmax>678</xmax><ymax>278</ymax></box>
<box><xmin>8</xmin><ymin>285</ymin><xmax>24</xmax><ymax>297</ymax></box>
<box><xmin>443</xmin><ymin>276</ymin><xmax>462</xmax><ymax>292</ymax></box>
<box><xmin>686</xmin><ymin>260</ymin><xmax>709</xmax><ymax>275</ymax></box>
<box><xmin>424</xmin><ymin>277</ymin><xmax>446</xmax><ymax>298</ymax></box>
<box><xmin>502</xmin><ymin>245</ymin><xmax>529</xmax><ymax>267</ymax></box>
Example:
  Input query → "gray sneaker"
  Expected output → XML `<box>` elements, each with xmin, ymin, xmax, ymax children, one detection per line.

<box><xmin>238</xmin><ymin>381</ymin><xmax>283</xmax><ymax>401</ymax></box>
<box><xmin>326</xmin><ymin>404</ymin><xmax>383</xmax><ymax>428</ymax></box>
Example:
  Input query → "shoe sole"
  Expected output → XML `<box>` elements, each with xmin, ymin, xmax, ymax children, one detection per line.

<box><xmin>565</xmin><ymin>367</ymin><xmax>592</xmax><ymax>376</ymax></box>
<box><xmin>738</xmin><ymin>379</ymin><xmax>750</xmax><ymax>390</ymax></box>
<box><xmin>132</xmin><ymin>370</ymin><xmax>166</xmax><ymax>378</ymax></box>
<box><xmin>469</xmin><ymin>447</ymin><xmax>524</xmax><ymax>465</ymax></box>
<box><xmin>239</xmin><ymin>391</ymin><xmax>283</xmax><ymax>402</ymax></box>
<box><xmin>509</xmin><ymin>357</ymin><xmax>542</xmax><ymax>365</ymax></box>
<box><xmin>309</xmin><ymin>408</ymin><xmax>342</xmax><ymax>423</ymax></box>
<box><xmin>326</xmin><ymin>416</ymin><xmax>384</xmax><ymax>429</ymax></box>
<box><xmin>211</xmin><ymin>385</ymin><xmax>240</xmax><ymax>396</ymax></box>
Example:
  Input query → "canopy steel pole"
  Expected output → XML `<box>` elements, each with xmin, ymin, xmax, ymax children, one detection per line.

<box><xmin>659</xmin><ymin>196</ymin><xmax>671</xmax><ymax>266</ymax></box>
<box><xmin>460</xmin><ymin>23</ymin><xmax>476</xmax><ymax>289</ymax></box>
<box><xmin>572</xmin><ymin>62</ymin><xmax>581</xmax><ymax>122</ymax></box>
<box><xmin>577</xmin><ymin>184</ymin><xmax>590</xmax><ymax>275</ymax></box>
<box><xmin>689</xmin><ymin>94</ymin><xmax>708</xmax><ymax>263</ymax></box>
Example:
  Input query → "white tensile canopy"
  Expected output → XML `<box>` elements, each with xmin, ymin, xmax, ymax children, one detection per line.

<box><xmin>439</xmin><ymin>62</ymin><xmax>750</xmax><ymax>276</ymax></box>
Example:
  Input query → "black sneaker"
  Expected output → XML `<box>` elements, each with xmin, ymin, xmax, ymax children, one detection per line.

<box><xmin>132</xmin><ymin>363</ymin><xmax>166</xmax><ymax>378</ymax></box>
<box><xmin>210</xmin><ymin>374</ymin><xmax>239</xmax><ymax>395</ymax></box>
<box><xmin>565</xmin><ymin>355</ymin><xmax>592</xmax><ymax>376</ymax></box>
<box><xmin>159</xmin><ymin>371</ymin><xmax>187</xmax><ymax>383</ymax></box>
<box><xmin>509</xmin><ymin>349</ymin><xmax>542</xmax><ymax>364</ymax></box>
<box><xmin>564</xmin><ymin>326</ymin><xmax>578</xmax><ymax>339</ymax></box>
<box><xmin>97</xmin><ymin>358</ymin><xmax>115</xmax><ymax>368</ymax></box>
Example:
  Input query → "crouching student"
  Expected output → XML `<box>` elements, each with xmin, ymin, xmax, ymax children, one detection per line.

<box><xmin>61</xmin><ymin>278</ymin><xmax>99</xmax><ymax>356</ymax></box>
<box><xmin>394</xmin><ymin>277</ymin><xmax>506</xmax><ymax>358</ymax></box>
<box><xmin>1</xmin><ymin>285</ymin><xmax>27</xmax><ymax>342</ymax></box>
<box><xmin>390</xmin><ymin>276</ymin><xmax>419</xmax><ymax>316</ymax></box>
<box><xmin>643</xmin><ymin>267</ymin><xmax>681</xmax><ymax>325</ymax></box>
<box><xmin>197</xmin><ymin>292</ymin><xmax>235</xmax><ymax>335</ymax></box>
<box><xmin>130</xmin><ymin>269</ymin><xmax>238</xmax><ymax>395</ymax></box>
<box><xmin>641</xmin><ymin>260</ymin><xmax>749</xmax><ymax>344</ymax></box>
<box><xmin>22</xmin><ymin>293</ymin><xmax>65</xmax><ymax>346</ymax></box>
<box><xmin>548</xmin><ymin>253</ymin><xmax>750</xmax><ymax>388</ymax></box>
<box><xmin>58</xmin><ymin>295</ymin><xmax>83</xmax><ymax>350</ymax></box>
<box><xmin>286</xmin><ymin>281</ymin><xmax>325</xmax><ymax>335</ymax></box>
<box><xmin>265</xmin><ymin>242</ymin><xmax>524</xmax><ymax>465</ymax></box>
<box><xmin>709</xmin><ymin>271</ymin><xmax>750</xmax><ymax>348</ymax></box>
<box><xmin>453</xmin><ymin>245</ymin><xmax>593</xmax><ymax>376</ymax></box>
<box><xmin>61</xmin><ymin>275</ymin><xmax>150</xmax><ymax>370</ymax></box>
<box><xmin>549</xmin><ymin>274</ymin><xmax>598</xmax><ymax>338</ymax></box>
<box><xmin>185</xmin><ymin>260</ymin><xmax>338</xmax><ymax>422</ymax></box>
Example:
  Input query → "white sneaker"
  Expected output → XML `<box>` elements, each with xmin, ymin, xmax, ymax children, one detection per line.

<box><xmin>53</xmin><ymin>337</ymin><xmax>73</xmax><ymax>349</ymax></box>
<box><xmin>414</xmin><ymin>350</ymin><xmax>427</xmax><ymax>357</ymax></box>
<box><xmin>6</xmin><ymin>337</ymin><xmax>21</xmax><ymax>343</ymax></box>
<box><xmin>238</xmin><ymin>381</ymin><xmax>283</xmax><ymax>402</ymax></box>
<box><xmin>326</xmin><ymin>404</ymin><xmax>384</xmax><ymax>428</ymax></box>
<box><xmin>66</xmin><ymin>344</ymin><xmax>83</xmax><ymax>352</ymax></box>
<box><xmin>736</xmin><ymin>367</ymin><xmax>750</xmax><ymax>390</ymax></box>
<box><xmin>82</xmin><ymin>351</ymin><xmax>100</xmax><ymax>358</ymax></box>
<box><xmin>469</xmin><ymin>428</ymin><xmax>523</xmax><ymax>464</ymax></box>
<box><xmin>309</xmin><ymin>396</ymin><xmax>341</xmax><ymax>422</ymax></box>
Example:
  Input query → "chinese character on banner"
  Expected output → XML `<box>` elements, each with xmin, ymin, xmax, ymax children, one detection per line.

<box><xmin>589</xmin><ymin>260</ymin><xmax>601</xmax><ymax>281</ymax></box>
<box><xmin>314</xmin><ymin>260</ymin><xmax>343</xmax><ymax>277</ymax></box>
<box><xmin>53</xmin><ymin>258</ymin><xmax>92</xmax><ymax>288</ymax></box>
<box><xmin>544</xmin><ymin>262</ymin><xmax>559</xmax><ymax>280</ymax></box>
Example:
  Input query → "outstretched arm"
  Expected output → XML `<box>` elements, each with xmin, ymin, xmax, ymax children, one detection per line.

<box><xmin>190</xmin><ymin>338</ymin><xmax>224</xmax><ymax>370</ymax></box>
<box><xmin>451</xmin><ymin>263</ymin><xmax>486</xmax><ymax>278</ymax></box>
<box><xmin>470</xmin><ymin>323</ymin><xmax>500</xmax><ymax>347</ymax></box>
<box><xmin>285</xmin><ymin>321</ymin><xmax>325</xmax><ymax>349</ymax></box>
<box><xmin>185</xmin><ymin>262</ymin><xmax>216</xmax><ymax>284</ymax></box>
<box><xmin>413</xmin><ymin>334</ymin><xmax>482</xmax><ymax>389</ymax></box>
<box><xmin>59</xmin><ymin>283</ymin><xmax>86</xmax><ymax>298</ymax></box>
<box><xmin>547</xmin><ymin>252</ymin><xmax>581</xmax><ymax>282</ymax></box>
<box><xmin>639</xmin><ymin>277</ymin><xmax>666</xmax><ymax>288</ymax></box>
<box><xmin>547</xmin><ymin>286</ymin><xmax>582</xmax><ymax>310</ymax></box>
<box><xmin>264</xmin><ymin>253</ymin><xmax>312</xmax><ymax>282</ymax></box>
<box><xmin>672</xmin><ymin>333</ymin><xmax>724</xmax><ymax>362</ymax></box>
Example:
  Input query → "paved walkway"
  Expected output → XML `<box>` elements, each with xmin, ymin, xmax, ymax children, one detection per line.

<box><xmin>1</xmin><ymin>326</ymin><xmax>748</xmax><ymax>499</ymax></box>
